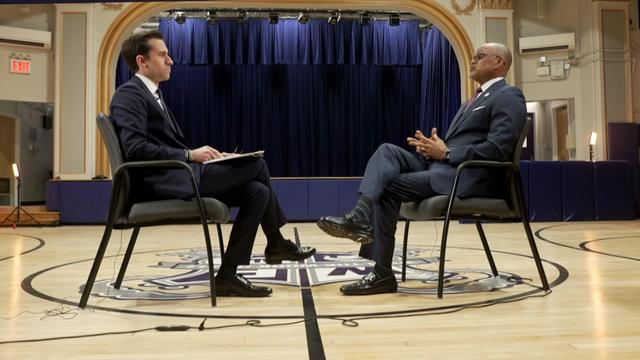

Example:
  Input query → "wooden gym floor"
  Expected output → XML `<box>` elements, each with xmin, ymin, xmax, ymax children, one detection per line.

<box><xmin>0</xmin><ymin>220</ymin><xmax>639</xmax><ymax>359</ymax></box>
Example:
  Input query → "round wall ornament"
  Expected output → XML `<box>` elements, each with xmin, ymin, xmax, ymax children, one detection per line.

<box><xmin>451</xmin><ymin>0</ymin><xmax>477</xmax><ymax>15</ymax></box>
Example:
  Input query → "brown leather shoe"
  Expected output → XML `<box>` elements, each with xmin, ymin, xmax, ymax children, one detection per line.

<box><xmin>216</xmin><ymin>274</ymin><xmax>272</xmax><ymax>297</ymax></box>
<box><xmin>317</xmin><ymin>216</ymin><xmax>374</xmax><ymax>244</ymax></box>
<box><xmin>340</xmin><ymin>272</ymin><xmax>397</xmax><ymax>295</ymax></box>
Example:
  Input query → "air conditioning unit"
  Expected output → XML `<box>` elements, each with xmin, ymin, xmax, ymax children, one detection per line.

<box><xmin>0</xmin><ymin>25</ymin><xmax>51</xmax><ymax>50</ymax></box>
<box><xmin>519</xmin><ymin>33</ymin><xmax>575</xmax><ymax>54</ymax></box>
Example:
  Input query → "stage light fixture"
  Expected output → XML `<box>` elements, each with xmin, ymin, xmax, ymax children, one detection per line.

<box><xmin>206</xmin><ymin>10</ymin><xmax>217</xmax><ymax>25</ymax></box>
<box><xmin>298</xmin><ymin>11</ymin><xmax>310</xmax><ymax>24</ymax></box>
<box><xmin>360</xmin><ymin>11</ymin><xmax>371</xmax><ymax>25</ymax></box>
<box><xmin>328</xmin><ymin>11</ymin><xmax>341</xmax><ymax>25</ymax></box>
<box><xmin>389</xmin><ymin>12</ymin><xmax>400</xmax><ymax>26</ymax></box>
<box><xmin>0</xmin><ymin>163</ymin><xmax>40</xmax><ymax>226</ymax></box>
<box><xmin>174</xmin><ymin>11</ymin><xmax>186</xmax><ymax>25</ymax></box>
<box><xmin>269</xmin><ymin>12</ymin><xmax>279</xmax><ymax>25</ymax></box>
<box><xmin>237</xmin><ymin>10</ymin><xmax>247</xmax><ymax>23</ymax></box>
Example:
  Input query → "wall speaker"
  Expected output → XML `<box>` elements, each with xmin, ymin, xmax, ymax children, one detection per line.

<box><xmin>42</xmin><ymin>115</ymin><xmax>52</xmax><ymax>129</ymax></box>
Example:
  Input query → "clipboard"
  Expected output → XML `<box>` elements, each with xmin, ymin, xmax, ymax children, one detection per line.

<box><xmin>203</xmin><ymin>150</ymin><xmax>265</xmax><ymax>164</ymax></box>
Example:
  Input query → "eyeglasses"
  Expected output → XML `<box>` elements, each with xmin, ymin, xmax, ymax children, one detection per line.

<box><xmin>471</xmin><ymin>52</ymin><xmax>501</xmax><ymax>62</ymax></box>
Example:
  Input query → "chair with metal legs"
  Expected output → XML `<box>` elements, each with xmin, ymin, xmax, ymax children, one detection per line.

<box><xmin>399</xmin><ymin>118</ymin><xmax>549</xmax><ymax>298</ymax></box>
<box><xmin>79</xmin><ymin>113</ymin><xmax>230</xmax><ymax>308</ymax></box>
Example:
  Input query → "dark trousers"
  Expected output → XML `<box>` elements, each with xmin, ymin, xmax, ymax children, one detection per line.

<box><xmin>199</xmin><ymin>158</ymin><xmax>287</xmax><ymax>265</ymax></box>
<box><xmin>358</xmin><ymin>144</ymin><xmax>441</xmax><ymax>268</ymax></box>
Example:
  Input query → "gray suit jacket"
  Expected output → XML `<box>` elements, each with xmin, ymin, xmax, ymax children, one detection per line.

<box><xmin>428</xmin><ymin>79</ymin><xmax>526</xmax><ymax>198</ymax></box>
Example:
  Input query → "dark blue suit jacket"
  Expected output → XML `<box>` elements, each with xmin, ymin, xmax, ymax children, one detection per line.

<box><xmin>110</xmin><ymin>76</ymin><xmax>199</xmax><ymax>199</ymax></box>
<box><xmin>429</xmin><ymin>79</ymin><xmax>526</xmax><ymax>197</ymax></box>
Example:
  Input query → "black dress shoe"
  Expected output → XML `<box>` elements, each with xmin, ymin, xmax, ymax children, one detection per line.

<box><xmin>317</xmin><ymin>216</ymin><xmax>374</xmax><ymax>244</ymax></box>
<box><xmin>264</xmin><ymin>239</ymin><xmax>316</xmax><ymax>264</ymax></box>
<box><xmin>340</xmin><ymin>272</ymin><xmax>397</xmax><ymax>295</ymax></box>
<box><xmin>216</xmin><ymin>274</ymin><xmax>272</xmax><ymax>297</ymax></box>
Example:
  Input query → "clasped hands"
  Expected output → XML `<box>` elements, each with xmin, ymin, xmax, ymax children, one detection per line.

<box><xmin>407</xmin><ymin>128</ymin><xmax>449</xmax><ymax>160</ymax></box>
<box><xmin>190</xmin><ymin>145</ymin><xmax>240</xmax><ymax>163</ymax></box>
<box><xmin>189</xmin><ymin>131</ymin><xmax>448</xmax><ymax>163</ymax></box>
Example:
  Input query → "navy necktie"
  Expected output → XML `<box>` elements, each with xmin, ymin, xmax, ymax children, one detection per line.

<box><xmin>155</xmin><ymin>89</ymin><xmax>179</xmax><ymax>134</ymax></box>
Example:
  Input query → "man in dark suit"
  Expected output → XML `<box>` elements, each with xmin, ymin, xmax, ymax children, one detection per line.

<box><xmin>318</xmin><ymin>43</ymin><xmax>526</xmax><ymax>295</ymax></box>
<box><xmin>110</xmin><ymin>30</ymin><xmax>315</xmax><ymax>297</ymax></box>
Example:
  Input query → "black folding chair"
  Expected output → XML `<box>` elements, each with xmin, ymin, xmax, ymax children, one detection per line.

<box><xmin>399</xmin><ymin>118</ymin><xmax>549</xmax><ymax>298</ymax></box>
<box><xmin>79</xmin><ymin>113</ymin><xmax>230</xmax><ymax>308</ymax></box>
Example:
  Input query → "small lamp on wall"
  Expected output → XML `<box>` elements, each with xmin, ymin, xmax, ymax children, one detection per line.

<box><xmin>589</xmin><ymin>132</ymin><xmax>597</xmax><ymax>162</ymax></box>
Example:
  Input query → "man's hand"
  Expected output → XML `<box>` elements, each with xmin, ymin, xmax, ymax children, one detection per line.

<box><xmin>190</xmin><ymin>146</ymin><xmax>222</xmax><ymax>163</ymax></box>
<box><xmin>407</xmin><ymin>129</ymin><xmax>430</xmax><ymax>157</ymax></box>
<box><xmin>407</xmin><ymin>128</ymin><xmax>449</xmax><ymax>160</ymax></box>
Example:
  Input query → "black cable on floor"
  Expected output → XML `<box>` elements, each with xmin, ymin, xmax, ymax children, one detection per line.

<box><xmin>0</xmin><ymin>319</ymin><xmax>306</xmax><ymax>345</ymax></box>
<box><xmin>0</xmin><ymin>286</ymin><xmax>550</xmax><ymax>345</ymax></box>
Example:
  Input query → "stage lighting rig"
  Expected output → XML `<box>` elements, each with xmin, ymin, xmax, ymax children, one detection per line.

<box><xmin>174</xmin><ymin>11</ymin><xmax>186</xmax><ymax>24</ymax></box>
<box><xmin>206</xmin><ymin>10</ymin><xmax>217</xmax><ymax>25</ymax></box>
<box><xmin>328</xmin><ymin>11</ymin><xmax>341</xmax><ymax>25</ymax></box>
<box><xmin>298</xmin><ymin>11</ymin><xmax>310</xmax><ymax>24</ymax></box>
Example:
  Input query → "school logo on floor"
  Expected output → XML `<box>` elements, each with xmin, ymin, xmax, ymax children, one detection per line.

<box><xmin>87</xmin><ymin>248</ymin><xmax>523</xmax><ymax>301</ymax></box>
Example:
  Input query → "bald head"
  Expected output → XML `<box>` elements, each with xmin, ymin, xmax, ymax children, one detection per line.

<box><xmin>484</xmin><ymin>42</ymin><xmax>512</xmax><ymax>72</ymax></box>
<box><xmin>469</xmin><ymin>42</ymin><xmax>512</xmax><ymax>84</ymax></box>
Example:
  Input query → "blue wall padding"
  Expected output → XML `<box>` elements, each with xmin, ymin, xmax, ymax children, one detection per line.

<box><xmin>528</xmin><ymin>161</ymin><xmax>562</xmax><ymax>221</ymax></box>
<box><xmin>55</xmin><ymin>181</ymin><xmax>111</xmax><ymax>224</ymax></box>
<box><xmin>308</xmin><ymin>180</ymin><xmax>341</xmax><ymax>219</ymax></box>
<box><xmin>275</xmin><ymin>180</ymin><xmax>308</xmax><ymax>220</ymax></box>
<box><xmin>633</xmin><ymin>165</ymin><xmax>640</xmax><ymax>217</ymax></box>
<box><xmin>47</xmin><ymin>160</ymin><xmax>639</xmax><ymax>224</ymax></box>
<box><xmin>560</xmin><ymin>161</ymin><xmax>595</xmax><ymax>221</ymax></box>
<box><xmin>607</xmin><ymin>123</ymin><xmax>639</xmax><ymax>164</ymax></box>
<box><xmin>338</xmin><ymin>180</ymin><xmax>361</xmax><ymax>215</ymax></box>
<box><xmin>594</xmin><ymin>161</ymin><xmax>635</xmax><ymax>220</ymax></box>
<box><xmin>46</xmin><ymin>181</ymin><xmax>60</xmax><ymax>211</ymax></box>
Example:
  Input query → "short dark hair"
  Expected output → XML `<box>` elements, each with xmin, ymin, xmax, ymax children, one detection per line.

<box><xmin>120</xmin><ymin>30</ymin><xmax>164</xmax><ymax>72</ymax></box>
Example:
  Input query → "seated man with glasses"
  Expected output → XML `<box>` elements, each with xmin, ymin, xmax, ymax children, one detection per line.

<box><xmin>317</xmin><ymin>43</ymin><xmax>526</xmax><ymax>295</ymax></box>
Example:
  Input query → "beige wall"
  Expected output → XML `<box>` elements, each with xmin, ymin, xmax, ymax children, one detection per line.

<box><xmin>0</xmin><ymin>49</ymin><xmax>53</xmax><ymax>103</ymax></box>
<box><xmin>512</xmin><ymin>0</ymin><xmax>629</xmax><ymax>161</ymax></box>
<box><xmin>0</xmin><ymin>4</ymin><xmax>55</xmax><ymax>31</ymax></box>
<box><xmin>0</xmin><ymin>115</ymin><xmax>15</xmax><ymax>179</ymax></box>
<box><xmin>0</xmin><ymin>101</ymin><xmax>53</xmax><ymax>203</ymax></box>
<box><xmin>0</xmin><ymin>5</ymin><xmax>54</xmax><ymax>103</ymax></box>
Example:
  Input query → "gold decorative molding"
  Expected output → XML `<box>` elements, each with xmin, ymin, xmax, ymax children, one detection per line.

<box><xmin>101</xmin><ymin>3</ymin><xmax>125</xmax><ymax>11</ymax></box>
<box><xmin>478</xmin><ymin>0</ymin><xmax>513</xmax><ymax>10</ymax></box>
<box><xmin>95</xmin><ymin>1</ymin><xmax>476</xmax><ymax>176</ymax></box>
<box><xmin>451</xmin><ymin>0</ymin><xmax>477</xmax><ymax>15</ymax></box>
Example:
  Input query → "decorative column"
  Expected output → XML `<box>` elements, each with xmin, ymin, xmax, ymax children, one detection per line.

<box><xmin>590</xmin><ymin>0</ymin><xmax>632</xmax><ymax>159</ymax></box>
<box><xmin>478</xmin><ymin>0</ymin><xmax>515</xmax><ymax>84</ymax></box>
<box><xmin>54</xmin><ymin>3</ymin><xmax>95</xmax><ymax>179</ymax></box>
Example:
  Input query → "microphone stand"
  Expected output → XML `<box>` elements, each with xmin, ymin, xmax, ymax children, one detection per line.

<box><xmin>0</xmin><ymin>176</ymin><xmax>41</xmax><ymax>226</ymax></box>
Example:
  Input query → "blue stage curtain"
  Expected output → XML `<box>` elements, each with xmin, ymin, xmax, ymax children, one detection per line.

<box><xmin>115</xmin><ymin>19</ymin><xmax>460</xmax><ymax>176</ymax></box>
<box><xmin>418</xmin><ymin>28</ymin><xmax>461</xmax><ymax>136</ymax></box>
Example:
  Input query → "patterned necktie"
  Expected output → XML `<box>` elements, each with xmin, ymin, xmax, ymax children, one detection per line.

<box><xmin>155</xmin><ymin>89</ymin><xmax>179</xmax><ymax>134</ymax></box>
<box><xmin>464</xmin><ymin>87</ymin><xmax>483</xmax><ymax>112</ymax></box>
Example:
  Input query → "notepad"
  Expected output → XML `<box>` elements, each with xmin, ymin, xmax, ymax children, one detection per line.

<box><xmin>203</xmin><ymin>150</ymin><xmax>265</xmax><ymax>164</ymax></box>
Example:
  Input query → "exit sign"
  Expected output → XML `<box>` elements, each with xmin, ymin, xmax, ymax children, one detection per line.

<box><xmin>10</xmin><ymin>59</ymin><xmax>31</xmax><ymax>74</ymax></box>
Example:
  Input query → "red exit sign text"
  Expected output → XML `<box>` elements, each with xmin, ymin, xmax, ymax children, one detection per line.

<box><xmin>10</xmin><ymin>59</ymin><xmax>31</xmax><ymax>74</ymax></box>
